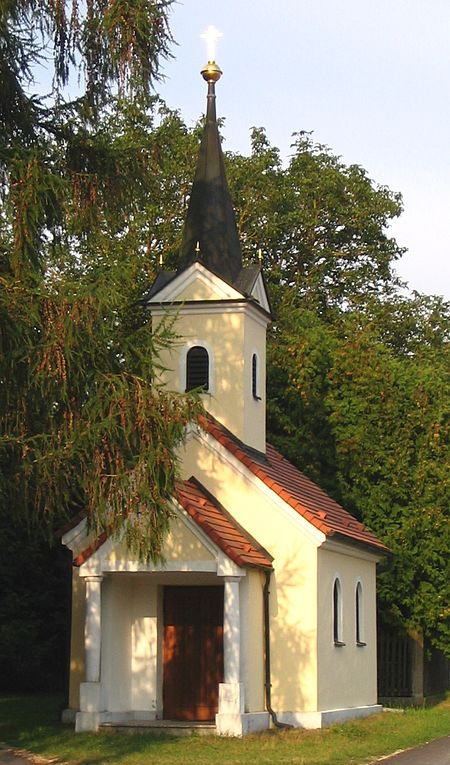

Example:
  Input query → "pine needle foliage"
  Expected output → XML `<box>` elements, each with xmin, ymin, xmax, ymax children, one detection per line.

<box><xmin>0</xmin><ymin>0</ymin><xmax>204</xmax><ymax>562</ymax></box>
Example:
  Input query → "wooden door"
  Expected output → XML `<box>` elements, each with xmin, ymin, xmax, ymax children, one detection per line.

<box><xmin>163</xmin><ymin>585</ymin><xmax>224</xmax><ymax>721</ymax></box>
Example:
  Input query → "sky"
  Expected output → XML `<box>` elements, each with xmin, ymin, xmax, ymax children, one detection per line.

<box><xmin>158</xmin><ymin>0</ymin><xmax>450</xmax><ymax>301</ymax></box>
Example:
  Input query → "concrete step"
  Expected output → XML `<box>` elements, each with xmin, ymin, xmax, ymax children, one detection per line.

<box><xmin>99</xmin><ymin>719</ymin><xmax>216</xmax><ymax>737</ymax></box>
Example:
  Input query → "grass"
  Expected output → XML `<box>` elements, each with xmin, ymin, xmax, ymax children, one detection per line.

<box><xmin>1</xmin><ymin>695</ymin><xmax>450</xmax><ymax>765</ymax></box>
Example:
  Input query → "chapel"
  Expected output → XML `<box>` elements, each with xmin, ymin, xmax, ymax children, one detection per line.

<box><xmin>62</xmin><ymin>56</ymin><xmax>387</xmax><ymax>735</ymax></box>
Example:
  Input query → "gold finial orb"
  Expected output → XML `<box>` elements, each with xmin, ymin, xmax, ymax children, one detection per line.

<box><xmin>201</xmin><ymin>60</ymin><xmax>222</xmax><ymax>83</ymax></box>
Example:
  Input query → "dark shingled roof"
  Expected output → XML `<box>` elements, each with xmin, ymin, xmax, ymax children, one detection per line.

<box><xmin>200</xmin><ymin>415</ymin><xmax>388</xmax><ymax>555</ymax></box>
<box><xmin>177</xmin><ymin>77</ymin><xmax>243</xmax><ymax>285</ymax></box>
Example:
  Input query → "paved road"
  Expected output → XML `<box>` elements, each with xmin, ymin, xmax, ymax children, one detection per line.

<box><xmin>0</xmin><ymin>751</ymin><xmax>32</xmax><ymax>765</ymax></box>
<box><xmin>0</xmin><ymin>748</ymin><xmax>53</xmax><ymax>765</ymax></box>
<box><xmin>376</xmin><ymin>736</ymin><xmax>450</xmax><ymax>764</ymax></box>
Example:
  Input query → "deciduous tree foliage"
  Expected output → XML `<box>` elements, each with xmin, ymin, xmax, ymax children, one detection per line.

<box><xmin>267</xmin><ymin>294</ymin><xmax>450</xmax><ymax>655</ymax></box>
<box><xmin>227</xmin><ymin>128</ymin><xmax>405</xmax><ymax>314</ymax></box>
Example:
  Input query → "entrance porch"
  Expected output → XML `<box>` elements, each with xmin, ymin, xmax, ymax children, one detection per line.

<box><xmin>72</xmin><ymin>567</ymin><xmax>268</xmax><ymax>736</ymax></box>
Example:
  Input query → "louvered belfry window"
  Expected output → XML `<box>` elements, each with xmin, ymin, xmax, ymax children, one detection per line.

<box><xmin>186</xmin><ymin>346</ymin><xmax>209</xmax><ymax>391</ymax></box>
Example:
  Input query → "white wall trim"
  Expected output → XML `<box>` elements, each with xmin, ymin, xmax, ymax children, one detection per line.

<box><xmin>77</xmin><ymin>501</ymin><xmax>245</xmax><ymax>579</ymax></box>
<box><xmin>151</xmin><ymin>300</ymin><xmax>271</xmax><ymax>329</ymax></box>
<box><xmin>276</xmin><ymin>704</ymin><xmax>382</xmax><ymax>729</ymax></box>
<box><xmin>321</xmin><ymin>538</ymin><xmax>383</xmax><ymax>563</ymax></box>
<box><xmin>355</xmin><ymin>579</ymin><xmax>365</xmax><ymax>645</ymax></box>
<box><xmin>62</xmin><ymin>517</ymin><xmax>88</xmax><ymax>551</ymax></box>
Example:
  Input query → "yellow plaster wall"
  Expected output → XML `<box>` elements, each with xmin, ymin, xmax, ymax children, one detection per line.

<box><xmin>101</xmin><ymin>576</ymin><xmax>159</xmax><ymax>713</ymax></box>
<box><xmin>181</xmin><ymin>434</ymin><xmax>319</xmax><ymax>712</ymax></box>
<box><xmin>68</xmin><ymin>568</ymin><xmax>85</xmax><ymax>710</ymax></box>
<box><xmin>153</xmin><ymin>300</ymin><xmax>267</xmax><ymax>452</ymax></box>
<box><xmin>156</xmin><ymin>309</ymin><xmax>244</xmax><ymax>420</ymax></box>
<box><xmin>97</xmin><ymin>518</ymin><xmax>215</xmax><ymax>572</ymax></box>
<box><xmin>242</xmin><ymin>315</ymin><xmax>266</xmax><ymax>451</ymax></box>
<box><xmin>163</xmin><ymin>515</ymin><xmax>214</xmax><ymax>562</ymax></box>
<box><xmin>317</xmin><ymin>548</ymin><xmax>378</xmax><ymax>710</ymax></box>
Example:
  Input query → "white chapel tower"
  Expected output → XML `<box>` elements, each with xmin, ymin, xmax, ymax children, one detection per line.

<box><xmin>147</xmin><ymin>57</ymin><xmax>272</xmax><ymax>453</ymax></box>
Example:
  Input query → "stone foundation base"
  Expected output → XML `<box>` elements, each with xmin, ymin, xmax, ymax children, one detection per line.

<box><xmin>276</xmin><ymin>704</ymin><xmax>383</xmax><ymax>729</ymax></box>
<box><xmin>215</xmin><ymin>711</ymin><xmax>269</xmax><ymax>736</ymax></box>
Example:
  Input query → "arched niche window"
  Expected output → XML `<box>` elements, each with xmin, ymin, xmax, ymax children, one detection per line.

<box><xmin>186</xmin><ymin>346</ymin><xmax>209</xmax><ymax>392</ymax></box>
<box><xmin>356</xmin><ymin>581</ymin><xmax>366</xmax><ymax>646</ymax></box>
<box><xmin>252</xmin><ymin>353</ymin><xmax>261</xmax><ymax>400</ymax></box>
<box><xmin>333</xmin><ymin>577</ymin><xmax>344</xmax><ymax>646</ymax></box>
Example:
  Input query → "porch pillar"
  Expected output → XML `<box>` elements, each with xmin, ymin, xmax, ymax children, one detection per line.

<box><xmin>75</xmin><ymin>574</ymin><xmax>104</xmax><ymax>732</ymax></box>
<box><xmin>223</xmin><ymin>576</ymin><xmax>241</xmax><ymax>683</ymax></box>
<box><xmin>216</xmin><ymin>575</ymin><xmax>246</xmax><ymax>735</ymax></box>
<box><xmin>85</xmin><ymin>575</ymin><xmax>103</xmax><ymax>682</ymax></box>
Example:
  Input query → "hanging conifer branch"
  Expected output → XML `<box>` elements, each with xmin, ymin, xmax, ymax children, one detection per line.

<box><xmin>0</xmin><ymin>0</ymin><xmax>203</xmax><ymax>562</ymax></box>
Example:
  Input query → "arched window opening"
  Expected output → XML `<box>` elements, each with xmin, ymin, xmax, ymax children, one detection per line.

<box><xmin>333</xmin><ymin>578</ymin><xmax>344</xmax><ymax>645</ymax></box>
<box><xmin>186</xmin><ymin>346</ymin><xmax>209</xmax><ymax>392</ymax></box>
<box><xmin>356</xmin><ymin>582</ymin><xmax>365</xmax><ymax>645</ymax></box>
<box><xmin>252</xmin><ymin>353</ymin><xmax>261</xmax><ymax>400</ymax></box>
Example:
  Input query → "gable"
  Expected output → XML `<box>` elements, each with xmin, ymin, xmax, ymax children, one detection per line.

<box><xmin>63</xmin><ymin>478</ymin><xmax>272</xmax><ymax>574</ymax></box>
<box><xmin>163</xmin><ymin>510</ymin><xmax>215</xmax><ymax>563</ymax></box>
<box><xmin>248</xmin><ymin>272</ymin><xmax>271</xmax><ymax>314</ymax></box>
<box><xmin>176</xmin><ymin>478</ymin><xmax>273</xmax><ymax>570</ymax></box>
<box><xmin>147</xmin><ymin>262</ymin><xmax>244</xmax><ymax>303</ymax></box>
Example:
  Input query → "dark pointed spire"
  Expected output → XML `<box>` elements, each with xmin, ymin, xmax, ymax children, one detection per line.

<box><xmin>178</xmin><ymin>61</ymin><xmax>243</xmax><ymax>284</ymax></box>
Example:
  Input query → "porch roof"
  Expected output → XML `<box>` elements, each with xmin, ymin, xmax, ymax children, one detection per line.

<box><xmin>200</xmin><ymin>415</ymin><xmax>388</xmax><ymax>554</ymax></box>
<box><xmin>176</xmin><ymin>477</ymin><xmax>273</xmax><ymax>570</ymax></box>
<box><xmin>71</xmin><ymin>476</ymin><xmax>273</xmax><ymax>570</ymax></box>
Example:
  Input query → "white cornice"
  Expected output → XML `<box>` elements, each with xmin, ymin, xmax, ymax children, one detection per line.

<box><xmin>250</xmin><ymin>272</ymin><xmax>271</xmax><ymax>314</ymax></box>
<box><xmin>61</xmin><ymin>518</ymin><xmax>88</xmax><ymax>553</ymax></box>
<box><xmin>151</xmin><ymin>300</ymin><xmax>271</xmax><ymax>328</ymax></box>
<box><xmin>320</xmin><ymin>538</ymin><xmax>384</xmax><ymax>563</ymax></box>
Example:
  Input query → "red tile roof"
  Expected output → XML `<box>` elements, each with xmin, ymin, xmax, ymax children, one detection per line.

<box><xmin>176</xmin><ymin>478</ymin><xmax>273</xmax><ymax>569</ymax></box>
<box><xmin>200</xmin><ymin>416</ymin><xmax>388</xmax><ymax>554</ymax></box>
<box><xmin>73</xmin><ymin>532</ymin><xmax>108</xmax><ymax>567</ymax></box>
<box><xmin>72</xmin><ymin>479</ymin><xmax>273</xmax><ymax>570</ymax></box>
